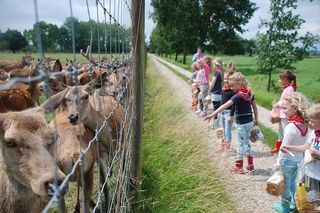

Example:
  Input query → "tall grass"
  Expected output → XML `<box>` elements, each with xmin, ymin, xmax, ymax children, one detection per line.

<box><xmin>139</xmin><ymin>57</ymin><xmax>234</xmax><ymax>212</ymax></box>
<box><xmin>160</xmin><ymin>54</ymin><xmax>320</xmax><ymax>109</ymax></box>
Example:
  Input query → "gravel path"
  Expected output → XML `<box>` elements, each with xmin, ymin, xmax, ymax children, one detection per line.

<box><xmin>149</xmin><ymin>54</ymin><xmax>279</xmax><ymax>213</ymax></box>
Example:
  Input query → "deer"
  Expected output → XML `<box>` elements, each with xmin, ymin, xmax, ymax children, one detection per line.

<box><xmin>0</xmin><ymin>53</ymin><xmax>34</xmax><ymax>72</ymax></box>
<box><xmin>51</xmin><ymin>109</ymin><xmax>96</xmax><ymax>213</ymax></box>
<box><xmin>0</xmin><ymin>94</ymin><xmax>69</xmax><ymax>212</ymax></box>
<box><xmin>47</xmin><ymin>71</ymin><xmax>125</xmax><ymax>210</ymax></box>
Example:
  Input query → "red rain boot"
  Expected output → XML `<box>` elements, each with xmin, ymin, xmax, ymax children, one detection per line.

<box><xmin>246</xmin><ymin>156</ymin><xmax>254</xmax><ymax>172</ymax></box>
<box><xmin>230</xmin><ymin>160</ymin><xmax>244</xmax><ymax>174</ymax></box>
<box><xmin>271</xmin><ymin>140</ymin><xmax>282</xmax><ymax>154</ymax></box>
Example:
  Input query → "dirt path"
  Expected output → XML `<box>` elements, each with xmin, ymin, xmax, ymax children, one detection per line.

<box><xmin>149</xmin><ymin>54</ymin><xmax>279</xmax><ymax>213</ymax></box>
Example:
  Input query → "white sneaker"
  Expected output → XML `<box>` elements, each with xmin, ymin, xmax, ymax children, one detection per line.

<box><xmin>195</xmin><ymin>109</ymin><xmax>201</xmax><ymax>114</ymax></box>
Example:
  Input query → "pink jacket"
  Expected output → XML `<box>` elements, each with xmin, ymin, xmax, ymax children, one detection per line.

<box><xmin>277</xmin><ymin>86</ymin><xmax>295</xmax><ymax>118</ymax></box>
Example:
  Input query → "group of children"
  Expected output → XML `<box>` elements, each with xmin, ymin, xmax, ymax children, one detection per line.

<box><xmin>189</xmin><ymin>55</ymin><xmax>320</xmax><ymax>213</ymax></box>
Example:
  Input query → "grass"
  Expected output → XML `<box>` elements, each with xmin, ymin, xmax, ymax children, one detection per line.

<box><xmin>259</xmin><ymin>123</ymin><xmax>279</xmax><ymax>148</ymax></box>
<box><xmin>159</xmin><ymin>54</ymin><xmax>320</xmax><ymax>109</ymax></box>
<box><xmin>139</xmin><ymin>56</ymin><xmax>235</xmax><ymax>212</ymax></box>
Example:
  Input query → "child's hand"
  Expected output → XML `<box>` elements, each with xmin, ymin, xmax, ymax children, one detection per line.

<box><xmin>309</xmin><ymin>149</ymin><xmax>320</xmax><ymax>159</ymax></box>
<box><xmin>228</xmin><ymin>116</ymin><xmax>233</xmax><ymax>123</ymax></box>
<box><xmin>204</xmin><ymin>114</ymin><xmax>213</xmax><ymax>122</ymax></box>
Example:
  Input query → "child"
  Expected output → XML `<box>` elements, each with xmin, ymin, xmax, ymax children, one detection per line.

<box><xmin>281</xmin><ymin>103</ymin><xmax>320</xmax><ymax>204</ymax></box>
<box><xmin>208</xmin><ymin>57</ymin><xmax>223</xmax><ymax>128</ymax></box>
<box><xmin>226</xmin><ymin>60</ymin><xmax>236</xmax><ymax>72</ymax></box>
<box><xmin>273</xmin><ymin>92</ymin><xmax>310</xmax><ymax>213</ymax></box>
<box><xmin>204</xmin><ymin>72</ymin><xmax>258</xmax><ymax>173</ymax></box>
<box><xmin>190</xmin><ymin>62</ymin><xmax>199</xmax><ymax>110</ymax></box>
<box><xmin>271</xmin><ymin>70</ymin><xmax>297</xmax><ymax>154</ymax></box>
<box><xmin>218</xmin><ymin>70</ymin><xmax>236</xmax><ymax>156</ymax></box>
<box><xmin>194</xmin><ymin>58</ymin><xmax>210</xmax><ymax>116</ymax></box>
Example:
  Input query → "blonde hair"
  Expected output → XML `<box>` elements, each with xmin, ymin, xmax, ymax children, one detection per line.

<box><xmin>191</xmin><ymin>62</ymin><xmax>198</xmax><ymax>70</ymax></box>
<box><xmin>226</xmin><ymin>60</ymin><xmax>236</xmax><ymax>72</ymax></box>
<box><xmin>214</xmin><ymin>57</ymin><xmax>223</xmax><ymax>67</ymax></box>
<box><xmin>306</xmin><ymin>103</ymin><xmax>320</xmax><ymax>120</ymax></box>
<box><xmin>203</xmin><ymin>56</ymin><xmax>212</xmax><ymax>66</ymax></box>
<box><xmin>285</xmin><ymin>92</ymin><xmax>311</xmax><ymax>121</ymax></box>
<box><xmin>229</xmin><ymin>72</ymin><xmax>249</xmax><ymax>88</ymax></box>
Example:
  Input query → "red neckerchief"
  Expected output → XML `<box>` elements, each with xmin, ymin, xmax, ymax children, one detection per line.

<box><xmin>223</xmin><ymin>85</ymin><xmax>231</xmax><ymax>90</ymax></box>
<box><xmin>236</xmin><ymin>88</ymin><xmax>252</xmax><ymax>103</ymax></box>
<box><xmin>283</xmin><ymin>82</ymin><xmax>297</xmax><ymax>91</ymax></box>
<box><xmin>288</xmin><ymin>115</ymin><xmax>308</xmax><ymax>136</ymax></box>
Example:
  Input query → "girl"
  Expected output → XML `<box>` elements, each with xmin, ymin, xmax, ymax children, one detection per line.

<box><xmin>190</xmin><ymin>62</ymin><xmax>199</xmax><ymax>110</ymax></box>
<box><xmin>273</xmin><ymin>92</ymin><xmax>310</xmax><ymax>213</ymax></box>
<box><xmin>208</xmin><ymin>57</ymin><xmax>223</xmax><ymax>128</ymax></box>
<box><xmin>195</xmin><ymin>58</ymin><xmax>210</xmax><ymax>116</ymax></box>
<box><xmin>218</xmin><ymin>70</ymin><xmax>236</xmax><ymax>156</ymax></box>
<box><xmin>281</xmin><ymin>103</ymin><xmax>320</xmax><ymax>204</ymax></box>
<box><xmin>204</xmin><ymin>72</ymin><xmax>258</xmax><ymax>173</ymax></box>
<box><xmin>271</xmin><ymin>70</ymin><xmax>297</xmax><ymax>154</ymax></box>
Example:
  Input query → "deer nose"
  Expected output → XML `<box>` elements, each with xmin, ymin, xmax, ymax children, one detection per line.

<box><xmin>45</xmin><ymin>178</ymin><xmax>68</xmax><ymax>198</ymax></box>
<box><xmin>68</xmin><ymin>114</ymin><xmax>79</xmax><ymax>124</ymax></box>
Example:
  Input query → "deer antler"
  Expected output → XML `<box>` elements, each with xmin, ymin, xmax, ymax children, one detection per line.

<box><xmin>80</xmin><ymin>46</ymin><xmax>97</xmax><ymax>66</ymax></box>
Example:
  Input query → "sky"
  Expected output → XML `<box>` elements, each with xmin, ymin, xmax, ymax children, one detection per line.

<box><xmin>0</xmin><ymin>0</ymin><xmax>319</xmax><ymax>45</ymax></box>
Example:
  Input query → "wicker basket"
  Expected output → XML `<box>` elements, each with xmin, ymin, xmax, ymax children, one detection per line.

<box><xmin>266</xmin><ymin>171</ymin><xmax>285</xmax><ymax>196</ymax></box>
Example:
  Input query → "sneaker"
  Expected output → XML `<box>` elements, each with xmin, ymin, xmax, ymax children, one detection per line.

<box><xmin>195</xmin><ymin>109</ymin><xmax>201</xmax><ymax>114</ymax></box>
<box><xmin>273</xmin><ymin>202</ymin><xmax>291</xmax><ymax>213</ymax></box>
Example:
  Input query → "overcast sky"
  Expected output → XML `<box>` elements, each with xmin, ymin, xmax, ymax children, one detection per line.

<box><xmin>0</xmin><ymin>0</ymin><xmax>319</xmax><ymax>44</ymax></box>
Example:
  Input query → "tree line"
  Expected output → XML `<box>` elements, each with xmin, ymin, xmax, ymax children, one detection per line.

<box><xmin>148</xmin><ymin>0</ymin><xmax>258</xmax><ymax>63</ymax></box>
<box><xmin>149</xmin><ymin>0</ymin><xmax>319</xmax><ymax>91</ymax></box>
<box><xmin>0</xmin><ymin>17</ymin><xmax>130</xmax><ymax>53</ymax></box>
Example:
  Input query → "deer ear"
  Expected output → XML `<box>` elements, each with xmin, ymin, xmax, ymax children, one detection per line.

<box><xmin>40</xmin><ymin>88</ymin><xmax>68</xmax><ymax>114</ymax></box>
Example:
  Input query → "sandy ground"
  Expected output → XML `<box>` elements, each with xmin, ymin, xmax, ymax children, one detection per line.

<box><xmin>149</xmin><ymin>54</ymin><xmax>280</xmax><ymax>213</ymax></box>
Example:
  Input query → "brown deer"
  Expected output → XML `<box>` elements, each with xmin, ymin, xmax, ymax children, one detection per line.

<box><xmin>48</xmin><ymin>73</ymin><xmax>124</xmax><ymax>209</ymax></box>
<box><xmin>0</xmin><ymin>96</ymin><xmax>68</xmax><ymax>212</ymax></box>
<box><xmin>0</xmin><ymin>53</ymin><xmax>34</xmax><ymax>71</ymax></box>
<box><xmin>51</xmin><ymin>109</ymin><xmax>96</xmax><ymax>213</ymax></box>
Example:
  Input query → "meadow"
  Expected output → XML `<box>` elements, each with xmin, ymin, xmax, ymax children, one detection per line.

<box><xmin>160</xmin><ymin>54</ymin><xmax>320</xmax><ymax>109</ymax></box>
<box><xmin>140</xmin><ymin>57</ymin><xmax>234</xmax><ymax>212</ymax></box>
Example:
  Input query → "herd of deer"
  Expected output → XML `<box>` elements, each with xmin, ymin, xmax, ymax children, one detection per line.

<box><xmin>0</xmin><ymin>51</ymin><xmax>131</xmax><ymax>212</ymax></box>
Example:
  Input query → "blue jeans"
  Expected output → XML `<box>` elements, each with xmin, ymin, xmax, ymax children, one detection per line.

<box><xmin>281</xmin><ymin>159</ymin><xmax>298</xmax><ymax>211</ymax></box>
<box><xmin>221</xmin><ymin>110</ymin><xmax>233</xmax><ymax>142</ymax></box>
<box><xmin>236</xmin><ymin>121</ymin><xmax>253</xmax><ymax>160</ymax></box>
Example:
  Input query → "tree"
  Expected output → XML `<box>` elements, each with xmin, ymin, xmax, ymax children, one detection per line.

<box><xmin>198</xmin><ymin>0</ymin><xmax>257</xmax><ymax>54</ymax></box>
<box><xmin>1</xmin><ymin>29</ymin><xmax>27</xmax><ymax>52</ymax></box>
<box><xmin>151</xmin><ymin>0</ymin><xmax>200</xmax><ymax>63</ymax></box>
<box><xmin>256</xmin><ymin>0</ymin><xmax>320</xmax><ymax>91</ymax></box>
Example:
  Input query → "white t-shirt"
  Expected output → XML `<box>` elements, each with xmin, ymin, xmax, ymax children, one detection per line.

<box><xmin>277</xmin><ymin>122</ymin><xmax>308</xmax><ymax>165</ymax></box>
<box><xmin>305</xmin><ymin>130</ymin><xmax>320</xmax><ymax>181</ymax></box>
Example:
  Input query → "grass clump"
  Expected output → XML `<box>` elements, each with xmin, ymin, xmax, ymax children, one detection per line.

<box><xmin>139</xmin><ymin>57</ymin><xmax>234</xmax><ymax>212</ymax></box>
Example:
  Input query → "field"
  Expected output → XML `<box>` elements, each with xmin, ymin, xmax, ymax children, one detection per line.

<box><xmin>160</xmin><ymin>54</ymin><xmax>320</xmax><ymax>109</ymax></box>
<box><xmin>140</xmin><ymin>57</ymin><xmax>234</xmax><ymax>212</ymax></box>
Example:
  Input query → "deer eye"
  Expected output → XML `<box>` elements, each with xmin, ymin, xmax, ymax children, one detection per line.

<box><xmin>5</xmin><ymin>139</ymin><xmax>18</xmax><ymax>148</ymax></box>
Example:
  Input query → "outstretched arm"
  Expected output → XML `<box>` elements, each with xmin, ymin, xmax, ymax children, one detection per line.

<box><xmin>251</xmin><ymin>100</ymin><xmax>258</xmax><ymax>125</ymax></box>
<box><xmin>204</xmin><ymin>100</ymin><xmax>233</xmax><ymax>122</ymax></box>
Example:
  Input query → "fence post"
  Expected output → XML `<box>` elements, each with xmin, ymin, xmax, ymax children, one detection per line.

<box><xmin>130</xmin><ymin>0</ymin><xmax>145</xmax><ymax>210</ymax></box>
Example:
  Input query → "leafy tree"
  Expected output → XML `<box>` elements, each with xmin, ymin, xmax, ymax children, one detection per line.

<box><xmin>198</xmin><ymin>0</ymin><xmax>257</xmax><ymax>54</ymax></box>
<box><xmin>256</xmin><ymin>0</ymin><xmax>320</xmax><ymax>91</ymax></box>
<box><xmin>151</xmin><ymin>0</ymin><xmax>200</xmax><ymax>63</ymax></box>
<box><xmin>0</xmin><ymin>29</ymin><xmax>27</xmax><ymax>52</ymax></box>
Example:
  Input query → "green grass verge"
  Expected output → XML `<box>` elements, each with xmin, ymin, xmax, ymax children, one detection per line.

<box><xmin>259</xmin><ymin>123</ymin><xmax>278</xmax><ymax>148</ymax></box>
<box><xmin>139</xmin><ymin>56</ymin><xmax>235</xmax><ymax>212</ymax></box>
<box><xmin>157</xmin><ymin>60</ymin><xmax>190</xmax><ymax>82</ymax></box>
